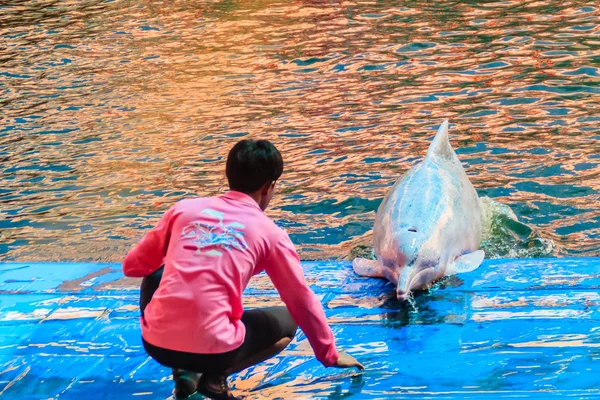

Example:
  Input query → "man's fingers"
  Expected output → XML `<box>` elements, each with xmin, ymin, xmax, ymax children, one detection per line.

<box><xmin>334</xmin><ymin>351</ymin><xmax>364</xmax><ymax>370</ymax></box>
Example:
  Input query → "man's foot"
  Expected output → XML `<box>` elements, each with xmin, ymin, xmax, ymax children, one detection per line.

<box><xmin>196</xmin><ymin>374</ymin><xmax>239</xmax><ymax>400</ymax></box>
<box><xmin>172</xmin><ymin>369</ymin><xmax>200</xmax><ymax>399</ymax></box>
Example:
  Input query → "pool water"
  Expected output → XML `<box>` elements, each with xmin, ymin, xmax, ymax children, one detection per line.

<box><xmin>1</xmin><ymin>0</ymin><xmax>599</xmax><ymax>262</ymax></box>
<box><xmin>1</xmin><ymin>258</ymin><xmax>599</xmax><ymax>398</ymax></box>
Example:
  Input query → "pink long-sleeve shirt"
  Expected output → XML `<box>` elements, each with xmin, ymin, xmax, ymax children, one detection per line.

<box><xmin>122</xmin><ymin>191</ymin><xmax>339</xmax><ymax>367</ymax></box>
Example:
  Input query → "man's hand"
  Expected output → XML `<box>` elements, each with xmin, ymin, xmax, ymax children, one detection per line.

<box><xmin>333</xmin><ymin>351</ymin><xmax>364</xmax><ymax>370</ymax></box>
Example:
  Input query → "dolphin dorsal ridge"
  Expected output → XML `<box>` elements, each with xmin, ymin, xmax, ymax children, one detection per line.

<box><xmin>426</xmin><ymin>120</ymin><xmax>455</xmax><ymax>160</ymax></box>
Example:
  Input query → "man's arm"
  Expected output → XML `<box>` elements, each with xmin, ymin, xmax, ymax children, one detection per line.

<box><xmin>122</xmin><ymin>206</ymin><xmax>176</xmax><ymax>278</ymax></box>
<box><xmin>263</xmin><ymin>231</ymin><xmax>339</xmax><ymax>367</ymax></box>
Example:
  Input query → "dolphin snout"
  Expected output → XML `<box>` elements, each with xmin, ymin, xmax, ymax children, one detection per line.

<box><xmin>396</xmin><ymin>267</ymin><xmax>412</xmax><ymax>301</ymax></box>
<box><xmin>396</xmin><ymin>289</ymin><xmax>410</xmax><ymax>301</ymax></box>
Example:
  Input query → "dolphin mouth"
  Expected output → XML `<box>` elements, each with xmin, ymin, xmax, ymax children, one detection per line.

<box><xmin>396</xmin><ymin>291</ymin><xmax>410</xmax><ymax>301</ymax></box>
<box><xmin>396</xmin><ymin>266</ymin><xmax>436</xmax><ymax>300</ymax></box>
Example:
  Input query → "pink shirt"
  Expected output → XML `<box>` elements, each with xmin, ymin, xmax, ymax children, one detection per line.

<box><xmin>122</xmin><ymin>191</ymin><xmax>339</xmax><ymax>367</ymax></box>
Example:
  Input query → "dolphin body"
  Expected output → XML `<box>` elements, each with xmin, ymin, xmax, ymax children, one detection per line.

<box><xmin>353</xmin><ymin>120</ymin><xmax>485</xmax><ymax>301</ymax></box>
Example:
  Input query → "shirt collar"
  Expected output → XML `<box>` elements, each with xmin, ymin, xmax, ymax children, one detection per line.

<box><xmin>220</xmin><ymin>190</ymin><xmax>262</xmax><ymax>210</ymax></box>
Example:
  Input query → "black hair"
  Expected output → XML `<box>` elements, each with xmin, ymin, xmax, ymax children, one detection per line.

<box><xmin>226</xmin><ymin>139</ymin><xmax>284</xmax><ymax>193</ymax></box>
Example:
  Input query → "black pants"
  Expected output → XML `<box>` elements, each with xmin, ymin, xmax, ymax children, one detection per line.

<box><xmin>140</xmin><ymin>267</ymin><xmax>298</xmax><ymax>376</ymax></box>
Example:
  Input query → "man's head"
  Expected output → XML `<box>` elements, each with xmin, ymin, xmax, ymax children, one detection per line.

<box><xmin>226</xmin><ymin>139</ymin><xmax>283</xmax><ymax>210</ymax></box>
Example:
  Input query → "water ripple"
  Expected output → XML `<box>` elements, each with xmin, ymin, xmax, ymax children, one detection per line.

<box><xmin>0</xmin><ymin>0</ymin><xmax>598</xmax><ymax>261</ymax></box>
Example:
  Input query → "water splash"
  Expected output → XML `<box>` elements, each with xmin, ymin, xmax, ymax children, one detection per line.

<box><xmin>480</xmin><ymin>196</ymin><xmax>556</xmax><ymax>258</ymax></box>
<box><xmin>406</xmin><ymin>292</ymin><xmax>418</xmax><ymax>312</ymax></box>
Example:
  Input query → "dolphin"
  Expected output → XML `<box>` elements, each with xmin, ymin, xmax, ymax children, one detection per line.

<box><xmin>353</xmin><ymin>120</ymin><xmax>485</xmax><ymax>301</ymax></box>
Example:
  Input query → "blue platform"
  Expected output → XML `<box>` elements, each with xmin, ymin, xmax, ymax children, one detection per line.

<box><xmin>1</xmin><ymin>258</ymin><xmax>599</xmax><ymax>399</ymax></box>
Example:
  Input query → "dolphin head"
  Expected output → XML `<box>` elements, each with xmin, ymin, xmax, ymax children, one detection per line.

<box><xmin>392</xmin><ymin>226</ymin><xmax>438</xmax><ymax>301</ymax></box>
<box><xmin>374</xmin><ymin>187</ymin><xmax>442</xmax><ymax>301</ymax></box>
<box><xmin>375</xmin><ymin>216</ymin><xmax>439</xmax><ymax>301</ymax></box>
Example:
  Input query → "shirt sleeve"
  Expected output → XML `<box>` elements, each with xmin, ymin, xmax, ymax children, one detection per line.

<box><xmin>263</xmin><ymin>230</ymin><xmax>339</xmax><ymax>367</ymax></box>
<box><xmin>122</xmin><ymin>206</ymin><xmax>176</xmax><ymax>278</ymax></box>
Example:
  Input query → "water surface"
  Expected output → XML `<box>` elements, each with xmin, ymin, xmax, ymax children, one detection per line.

<box><xmin>1</xmin><ymin>0</ymin><xmax>599</xmax><ymax>261</ymax></box>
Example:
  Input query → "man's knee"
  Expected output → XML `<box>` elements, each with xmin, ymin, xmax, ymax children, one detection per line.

<box><xmin>268</xmin><ymin>306</ymin><xmax>298</xmax><ymax>339</ymax></box>
<box><xmin>287</xmin><ymin>322</ymin><xmax>298</xmax><ymax>339</ymax></box>
<box><xmin>284</xmin><ymin>311</ymin><xmax>298</xmax><ymax>338</ymax></box>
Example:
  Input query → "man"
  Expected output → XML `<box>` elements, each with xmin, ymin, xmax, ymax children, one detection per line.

<box><xmin>123</xmin><ymin>139</ymin><xmax>363</xmax><ymax>400</ymax></box>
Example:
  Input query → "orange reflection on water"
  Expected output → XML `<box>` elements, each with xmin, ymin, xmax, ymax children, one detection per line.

<box><xmin>0</xmin><ymin>0</ymin><xmax>599</xmax><ymax>262</ymax></box>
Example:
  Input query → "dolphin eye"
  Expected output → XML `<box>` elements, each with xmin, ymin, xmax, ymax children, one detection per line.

<box><xmin>408</xmin><ymin>228</ymin><xmax>417</xmax><ymax>233</ymax></box>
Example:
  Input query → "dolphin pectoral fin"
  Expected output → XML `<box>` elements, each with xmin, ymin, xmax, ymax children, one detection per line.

<box><xmin>446</xmin><ymin>250</ymin><xmax>485</xmax><ymax>275</ymax></box>
<box><xmin>352</xmin><ymin>258</ymin><xmax>385</xmax><ymax>278</ymax></box>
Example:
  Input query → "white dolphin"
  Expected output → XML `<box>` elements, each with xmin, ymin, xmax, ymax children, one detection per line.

<box><xmin>353</xmin><ymin>120</ymin><xmax>485</xmax><ymax>301</ymax></box>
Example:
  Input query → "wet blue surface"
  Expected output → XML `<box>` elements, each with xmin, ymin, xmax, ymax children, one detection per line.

<box><xmin>2</xmin><ymin>1</ymin><xmax>599</xmax><ymax>262</ymax></box>
<box><xmin>1</xmin><ymin>258</ymin><xmax>599</xmax><ymax>399</ymax></box>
